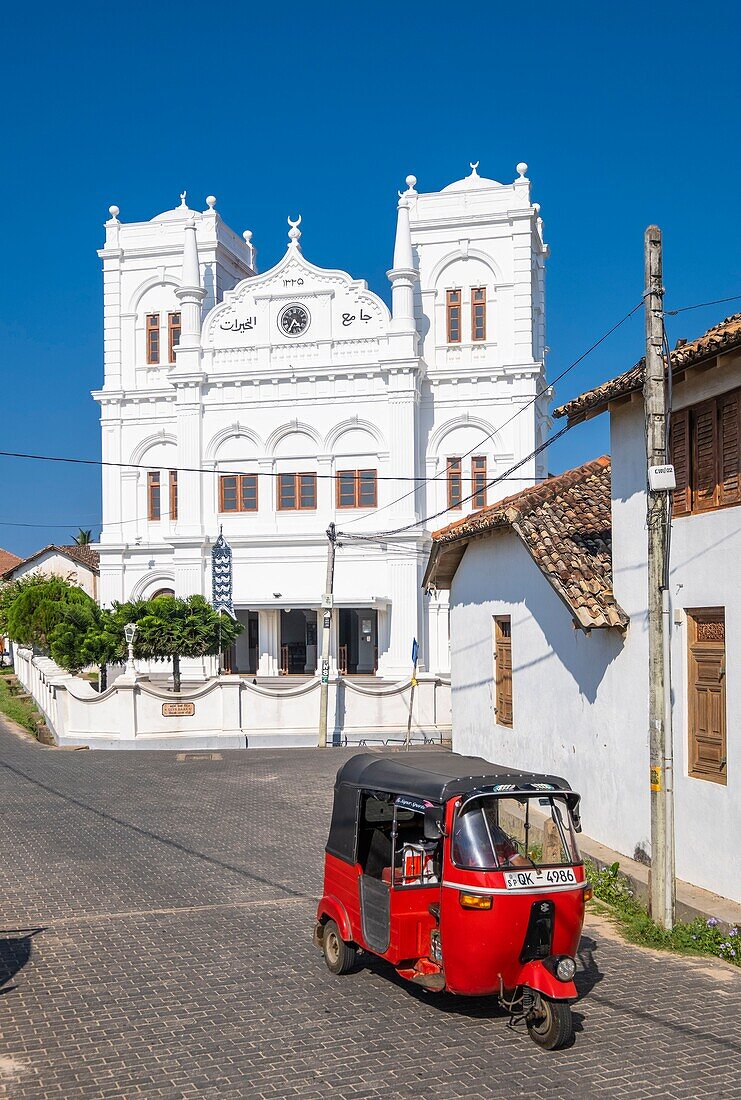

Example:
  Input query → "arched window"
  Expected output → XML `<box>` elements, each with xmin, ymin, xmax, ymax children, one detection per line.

<box><xmin>151</xmin><ymin>588</ymin><xmax>175</xmax><ymax>599</ymax></box>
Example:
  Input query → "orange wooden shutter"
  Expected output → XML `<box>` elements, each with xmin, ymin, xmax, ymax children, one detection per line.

<box><xmin>495</xmin><ymin>618</ymin><xmax>513</xmax><ymax>727</ymax></box>
<box><xmin>692</xmin><ymin>400</ymin><xmax>718</xmax><ymax>512</ymax></box>
<box><xmin>718</xmin><ymin>391</ymin><xmax>741</xmax><ymax>506</ymax></box>
<box><xmin>670</xmin><ymin>408</ymin><xmax>691</xmax><ymax>517</ymax></box>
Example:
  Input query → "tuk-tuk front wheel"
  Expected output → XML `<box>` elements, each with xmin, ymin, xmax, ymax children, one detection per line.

<box><xmin>526</xmin><ymin>996</ymin><xmax>573</xmax><ymax>1051</ymax></box>
<box><xmin>322</xmin><ymin>920</ymin><xmax>357</xmax><ymax>975</ymax></box>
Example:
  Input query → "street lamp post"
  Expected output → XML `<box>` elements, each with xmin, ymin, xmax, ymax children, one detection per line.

<box><xmin>124</xmin><ymin>623</ymin><xmax>138</xmax><ymax>677</ymax></box>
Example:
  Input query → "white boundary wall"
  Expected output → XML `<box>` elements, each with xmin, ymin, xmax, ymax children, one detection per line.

<box><xmin>13</xmin><ymin>648</ymin><xmax>450</xmax><ymax>750</ymax></box>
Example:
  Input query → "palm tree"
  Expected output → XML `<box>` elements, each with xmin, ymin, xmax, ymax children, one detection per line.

<box><xmin>72</xmin><ymin>529</ymin><xmax>93</xmax><ymax>545</ymax></box>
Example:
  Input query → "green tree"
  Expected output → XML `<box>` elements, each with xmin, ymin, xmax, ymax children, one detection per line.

<box><xmin>48</xmin><ymin>600</ymin><xmax>123</xmax><ymax>687</ymax></box>
<box><xmin>72</xmin><ymin>529</ymin><xmax>94</xmax><ymax>545</ymax></box>
<box><xmin>5</xmin><ymin>579</ymin><xmax>92</xmax><ymax>652</ymax></box>
<box><xmin>132</xmin><ymin>594</ymin><xmax>242</xmax><ymax>692</ymax></box>
<box><xmin>0</xmin><ymin>573</ymin><xmax>54</xmax><ymax>636</ymax></box>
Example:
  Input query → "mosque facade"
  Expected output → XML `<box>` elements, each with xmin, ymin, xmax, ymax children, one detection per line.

<box><xmin>93</xmin><ymin>163</ymin><xmax>548</xmax><ymax>680</ymax></box>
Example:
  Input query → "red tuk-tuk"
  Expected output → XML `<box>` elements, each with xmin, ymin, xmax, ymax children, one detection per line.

<box><xmin>315</xmin><ymin>753</ymin><xmax>590</xmax><ymax>1050</ymax></box>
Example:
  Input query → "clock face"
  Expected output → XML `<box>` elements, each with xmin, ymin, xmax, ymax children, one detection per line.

<box><xmin>278</xmin><ymin>303</ymin><xmax>310</xmax><ymax>338</ymax></box>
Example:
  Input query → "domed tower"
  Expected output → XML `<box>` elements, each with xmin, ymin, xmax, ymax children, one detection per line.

<box><xmin>405</xmin><ymin>162</ymin><xmax>549</xmax><ymax>673</ymax></box>
<box><xmin>93</xmin><ymin>194</ymin><xmax>256</xmax><ymax>604</ymax></box>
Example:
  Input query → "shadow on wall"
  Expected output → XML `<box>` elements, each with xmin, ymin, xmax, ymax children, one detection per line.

<box><xmin>454</xmin><ymin>535</ymin><xmax>626</xmax><ymax>705</ymax></box>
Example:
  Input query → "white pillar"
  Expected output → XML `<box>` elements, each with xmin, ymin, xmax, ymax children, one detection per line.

<box><xmin>173</xmin><ymin>383</ymin><xmax>204</xmax><ymax>539</ymax></box>
<box><xmin>258</xmin><ymin>610</ymin><xmax>279</xmax><ymax>676</ymax></box>
<box><xmin>380</xmin><ymin>558</ymin><xmax>419</xmax><ymax>678</ymax></box>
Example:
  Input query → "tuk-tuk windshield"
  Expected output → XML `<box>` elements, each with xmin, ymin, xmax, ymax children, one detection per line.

<box><xmin>452</xmin><ymin>794</ymin><xmax>580</xmax><ymax>871</ymax></box>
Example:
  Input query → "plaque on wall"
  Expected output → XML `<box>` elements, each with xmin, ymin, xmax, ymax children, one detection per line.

<box><xmin>162</xmin><ymin>702</ymin><xmax>196</xmax><ymax>717</ymax></box>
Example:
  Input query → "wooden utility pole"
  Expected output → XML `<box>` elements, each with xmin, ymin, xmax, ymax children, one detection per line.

<box><xmin>318</xmin><ymin>523</ymin><xmax>337</xmax><ymax>748</ymax></box>
<box><xmin>643</xmin><ymin>225</ymin><xmax>675</xmax><ymax>930</ymax></box>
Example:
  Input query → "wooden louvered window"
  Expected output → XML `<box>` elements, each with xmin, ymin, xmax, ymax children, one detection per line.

<box><xmin>719</xmin><ymin>391</ymin><xmax>741</xmax><ymax>506</ymax></box>
<box><xmin>472</xmin><ymin>456</ymin><xmax>487</xmax><ymax>508</ymax></box>
<box><xmin>169</xmin><ymin>471</ymin><xmax>178</xmax><ymax>521</ymax></box>
<box><xmin>446</xmin><ymin>289</ymin><xmax>462</xmax><ymax>343</ymax></box>
<box><xmin>147</xmin><ymin>471</ymin><xmax>161</xmax><ymax>521</ymax></box>
<box><xmin>168</xmin><ymin>312</ymin><xmax>181</xmax><ymax>362</ymax></box>
<box><xmin>472</xmin><ymin>287</ymin><xmax>487</xmax><ymax>342</ymax></box>
<box><xmin>146</xmin><ymin>314</ymin><xmax>160</xmax><ymax>365</ymax></box>
<box><xmin>671</xmin><ymin>408</ymin><xmax>691</xmax><ymax>516</ymax></box>
<box><xmin>494</xmin><ymin>616</ymin><xmax>513</xmax><ymax>728</ymax></box>
<box><xmin>670</xmin><ymin>388</ymin><xmax>741</xmax><ymax>517</ymax></box>
<box><xmin>447</xmin><ymin>457</ymin><xmax>463</xmax><ymax>510</ymax></box>
<box><xmin>693</xmin><ymin>399</ymin><xmax>718</xmax><ymax>512</ymax></box>
<box><xmin>688</xmin><ymin>609</ymin><xmax>726</xmax><ymax>784</ymax></box>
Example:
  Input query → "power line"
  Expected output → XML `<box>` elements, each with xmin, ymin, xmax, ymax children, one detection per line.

<box><xmin>0</xmin><ymin>450</ymin><xmax>427</xmax><ymax>482</ymax></box>
<box><xmin>665</xmin><ymin>293</ymin><xmax>741</xmax><ymax>317</ymax></box>
<box><xmin>0</xmin><ymin>447</ymin><xmax>552</xmax><ymax>487</ymax></box>
<box><xmin>4</xmin><ymin>290</ymin><xmax>731</xmax><ymax>538</ymax></box>
<box><xmin>339</xmin><ymin>421</ymin><xmax>573</xmax><ymax>541</ymax></box>
<box><xmin>338</xmin><ymin>299</ymin><xmax>644</xmax><ymax>527</ymax></box>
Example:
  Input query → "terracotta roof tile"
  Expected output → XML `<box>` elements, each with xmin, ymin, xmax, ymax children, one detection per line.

<box><xmin>553</xmin><ymin>312</ymin><xmax>741</xmax><ymax>424</ymax></box>
<box><xmin>1</xmin><ymin>544</ymin><xmax>99</xmax><ymax>580</ymax></box>
<box><xmin>58</xmin><ymin>544</ymin><xmax>100</xmax><ymax>571</ymax></box>
<box><xmin>0</xmin><ymin>548</ymin><xmax>22</xmax><ymax>576</ymax></box>
<box><xmin>426</xmin><ymin>457</ymin><xmax>628</xmax><ymax>631</ymax></box>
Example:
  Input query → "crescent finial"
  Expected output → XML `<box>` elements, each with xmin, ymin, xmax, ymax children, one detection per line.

<box><xmin>287</xmin><ymin>214</ymin><xmax>302</xmax><ymax>246</ymax></box>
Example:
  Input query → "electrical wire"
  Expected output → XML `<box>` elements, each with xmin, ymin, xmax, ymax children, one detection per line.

<box><xmin>338</xmin><ymin>420</ymin><xmax>573</xmax><ymax>541</ymax></box>
<box><xmin>4</xmin><ymin>291</ymin><xmax>732</xmax><ymax>539</ymax></box>
<box><xmin>338</xmin><ymin>299</ymin><xmax>644</xmax><ymax>528</ymax></box>
<box><xmin>0</xmin><ymin>449</ymin><xmax>547</xmax><ymax>486</ymax></box>
<box><xmin>665</xmin><ymin>293</ymin><xmax>741</xmax><ymax>317</ymax></box>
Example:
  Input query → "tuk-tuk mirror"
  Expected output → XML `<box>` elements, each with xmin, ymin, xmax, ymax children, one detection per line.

<box><xmin>424</xmin><ymin>806</ymin><xmax>444</xmax><ymax>840</ymax></box>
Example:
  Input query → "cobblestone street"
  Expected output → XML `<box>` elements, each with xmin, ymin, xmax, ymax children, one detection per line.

<box><xmin>0</xmin><ymin>723</ymin><xmax>739</xmax><ymax>1099</ymax></box>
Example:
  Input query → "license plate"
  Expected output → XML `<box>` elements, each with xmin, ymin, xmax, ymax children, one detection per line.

<box><xmin>503</xmin><ymin>867</ymin><xmax>578</xmax><ymax>890</ymax></box>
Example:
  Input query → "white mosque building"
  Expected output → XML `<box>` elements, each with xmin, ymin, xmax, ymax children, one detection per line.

<box><xmin>94</xmin><ymin>162</ymin><xmax>548</xmax><ymax>683</ymax></box>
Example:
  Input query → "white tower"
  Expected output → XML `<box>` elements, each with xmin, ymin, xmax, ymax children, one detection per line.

<box><xmin>93</xmin><ymin>194</ymin><xmax>255</xmax><ymax>602</ymax></box>
<box><xmin>407</xmin><ymin>162</ymin><xmax>549</xmax><ymax>672</ymax></box>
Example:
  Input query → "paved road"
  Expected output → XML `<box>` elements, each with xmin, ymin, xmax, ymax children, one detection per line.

<box><xmin>0</xmin><ymin>723</ymin><xmax>739</xmax><ymax>1099</ymax></box>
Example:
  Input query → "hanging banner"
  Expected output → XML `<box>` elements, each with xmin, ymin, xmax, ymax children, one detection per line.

<box><xmin>211</xmin><ymin>532</ymin><xmax>236</xmax><ymax>618</ymax></box>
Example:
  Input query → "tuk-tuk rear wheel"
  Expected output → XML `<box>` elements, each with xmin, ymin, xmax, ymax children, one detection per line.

<box><xmin>526</xmin><ymin>997</ymin><xmax>573</xmax><ymax>1051</ymax></box>
<box><xmin>322</xmin><ymin>920</ymin><xmax>357</xmax><ymax>976</ymax></box>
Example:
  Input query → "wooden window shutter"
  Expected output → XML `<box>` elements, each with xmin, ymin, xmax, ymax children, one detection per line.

<box><xmin>692</xmin><ymin>400</ymin><xmax>718</xmax><ymax>512</ymax></box>
<box><xmin>718</xmin><ymin>391</ymin><xmax>741</xmax><ymax>506</ymax></box>
<box><xmin>670</xmin><ymin>408</ymin><xmax>691</xmax><ymax>517</ymax></box>
<box><xmin>494</xmin><ymin>617</ymin><xmax>513</xmax><ymax>728</ymax></box>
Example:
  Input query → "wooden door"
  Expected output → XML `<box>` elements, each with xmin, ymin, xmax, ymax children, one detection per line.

<box><xmin>688</xmin><ymin>609</ymin><xmax>727</xmax><ymax>784</ymax></box>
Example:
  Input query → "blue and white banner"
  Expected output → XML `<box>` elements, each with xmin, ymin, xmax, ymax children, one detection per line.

<box><xmin>211</xmin><ymin>532</ymin><xmax>235</xmax><ymax>618</ymax></box>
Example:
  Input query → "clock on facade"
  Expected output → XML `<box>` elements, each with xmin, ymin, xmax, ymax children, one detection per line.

<box><xmin>278</xmin><ymin>302</ymin><xmax>310</xmax><ymax>338</ymax></box>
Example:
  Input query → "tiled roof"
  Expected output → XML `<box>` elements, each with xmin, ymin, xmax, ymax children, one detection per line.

<box><xmin>425</xmin><ymin>457</ymin><xmax>628</xmax><ymax>630</ymax></box>
<box><xmin>554</xmin><ymin>312</ymin><xmax>741</xmax><ymax>424</ymax></box>
<box><xmin>0</xmin><ymin>548</ymin><xmax>22</xmax><ymax>576</ymax></box>
<box><xmin>59</xmin><ymin>544</ymin><xmax>100</xmax><ymax>571</ymax></box>
<box><xmin>1</xmin><ymin>544</ymin><xmax>100</xmax><ymax>580</ymax></box>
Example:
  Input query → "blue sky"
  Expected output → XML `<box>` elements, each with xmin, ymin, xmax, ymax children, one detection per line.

<box><xmin>1</xmin><ymin>0</ymin><xmax>739</xmax><ymax>556</ymax></box>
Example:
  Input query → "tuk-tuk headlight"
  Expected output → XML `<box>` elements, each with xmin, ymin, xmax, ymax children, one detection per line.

<box><xmin>555</xmin><ymin>956</ymin><xmax>576</xmax><ymax>982</ymax></box>
<box><xmin>459</xmin><ymin>892</ymin><xmax>493</xmax><ymax>910</ymax></box>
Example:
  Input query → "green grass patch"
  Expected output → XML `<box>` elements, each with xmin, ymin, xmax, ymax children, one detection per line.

<box><xmin>586</xmin><ymin>859</ymin><xmax>740</xmax><ymax>966</ymax></box>
<box><xmin>0</xmin><ymin>672</ymin><xmax>42</xmax><ymax>737</ymax></box>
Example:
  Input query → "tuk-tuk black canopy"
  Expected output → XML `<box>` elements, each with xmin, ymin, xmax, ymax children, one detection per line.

<box><xmin>326</xmin><ymin>752</ymin><xmax>580</xmax><ymax>865</ymax></box>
